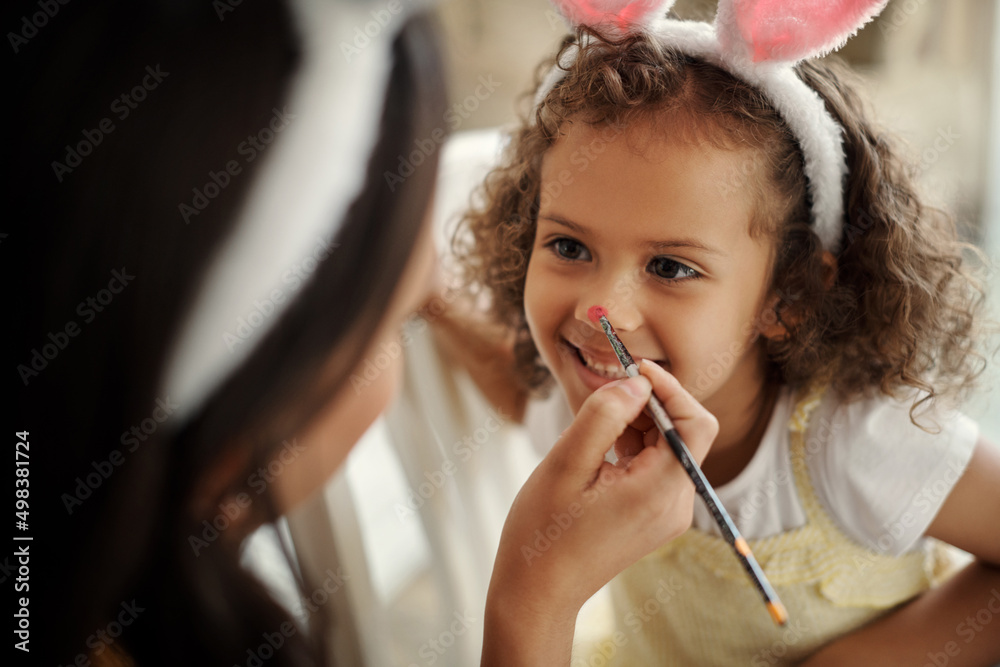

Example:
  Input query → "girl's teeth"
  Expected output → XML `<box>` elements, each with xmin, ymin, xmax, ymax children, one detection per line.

<box><xmin>579</xmin><ymin>349</ymin><xmax>628</xmax><ymax>379</ymax></box>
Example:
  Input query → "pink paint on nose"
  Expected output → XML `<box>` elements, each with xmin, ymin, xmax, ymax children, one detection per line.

<box><xmin>587</xmin><ymin>305</ymin><xmax>608</xmax><ymax>323</ymax></box>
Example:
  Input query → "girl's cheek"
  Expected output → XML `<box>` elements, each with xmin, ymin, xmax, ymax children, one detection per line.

<box><xmin>523</xmin><ymin>267</ymin><xmax>551</xmax><ymax>344</ymax></box>
<box><xmin>526</xmin><ymin>261</ymin><xmax>559</xmax><ymax>305</ymax></box>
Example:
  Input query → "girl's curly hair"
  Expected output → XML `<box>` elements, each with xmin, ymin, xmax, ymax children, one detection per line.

<box><xmin>453</xmin><ymin>29</ymin><xmax>990</xmax><ymax>417</ymax></box>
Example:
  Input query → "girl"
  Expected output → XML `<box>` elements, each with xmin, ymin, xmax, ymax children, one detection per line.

<box><xmin>462</xmin><ymin>1</ymin><xmax>1000</xmax><ymax>664</ymax></box>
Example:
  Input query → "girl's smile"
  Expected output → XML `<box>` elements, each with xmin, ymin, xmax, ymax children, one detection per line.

<box><xmin>558</xmin><ymin>334</ymin><xmax>669</xmax><ymax>388</ymax></box>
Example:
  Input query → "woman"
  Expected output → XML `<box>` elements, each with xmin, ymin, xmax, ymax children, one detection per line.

<box><xmin>11</xmin><ymin>1</ymin><xmax>717</xmax><ymax>665</ymax></box>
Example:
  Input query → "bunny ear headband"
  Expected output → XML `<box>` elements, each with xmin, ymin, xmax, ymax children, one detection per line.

<box><xmin>163</xmin><ymin>0</ymin><xmax>433</xmax><ymax>424</ymax></box>
<box><xmin>539</xmin><ymin>0</ymin><xmax>889</xmax><ymax>254</ymax></box>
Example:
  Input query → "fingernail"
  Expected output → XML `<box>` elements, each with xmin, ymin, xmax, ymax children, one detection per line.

<box><xmin>620</xmin><ymin>376</ymin><xmax>650</xmax><ymax>398</ymax></box>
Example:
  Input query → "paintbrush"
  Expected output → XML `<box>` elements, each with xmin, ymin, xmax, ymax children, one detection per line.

<box><xmin>587</xmin><ymin>305</ymin><xmax>788</xmax><ymax>626</ymax></box>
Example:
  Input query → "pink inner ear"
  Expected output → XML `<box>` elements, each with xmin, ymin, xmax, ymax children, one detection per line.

<box><xmin>553</xmin><ymin>0</ymin><xmax>669</xmax><ymax>32</ymax></box>
<box><xmin>734</xmin><ymin>0</ymin><xmax>887</xmax><ymax>62</ymax></box>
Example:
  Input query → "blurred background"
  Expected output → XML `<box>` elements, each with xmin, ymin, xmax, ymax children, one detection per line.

<box><xmin>435</xmin><ymin>0</ymin><xmax>1000</xmax><ymax>439</ymax></box>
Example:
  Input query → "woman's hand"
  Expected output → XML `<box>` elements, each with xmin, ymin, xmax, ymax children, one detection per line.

<box><xmin>482</xmin><ymin>360</ymin><xmax>718</xmax><ymax>666</ymax></box>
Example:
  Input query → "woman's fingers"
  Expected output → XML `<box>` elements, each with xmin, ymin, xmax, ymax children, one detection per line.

<box><xmin>637</xmin><ymin>359</ymin><xmax>718</xmax><ymax>465</ymax></box>
<box><xmin>614</xmin><ymin>362</ymin><xmax>719</xmax><ymax>467</ymax></box>
<box><xmin>548</xmin><ymin>375</ymin><xmax>651</xmax><ymax>474</ymax></box>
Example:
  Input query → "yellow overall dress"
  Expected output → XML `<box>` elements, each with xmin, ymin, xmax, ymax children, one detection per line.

<box><xmin>588</xmin><ymin>386</ymin><xmax>960</xmax><ymax>666</ymax></box>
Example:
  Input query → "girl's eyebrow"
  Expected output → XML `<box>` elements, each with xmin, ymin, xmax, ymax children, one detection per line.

<box><xmin>649</xmin><ymin>239</ymin><xmax>725</xmax><ymax>257</ymax></box>
<box><xmin>539</xmin><ymin>214</ymin><xmax>587</xmax><ymax>234</ymax></box>
<box><xmin>540</xmin><ymin>214</ymin><xmax>725</xmax><ymax>257</ymax></box>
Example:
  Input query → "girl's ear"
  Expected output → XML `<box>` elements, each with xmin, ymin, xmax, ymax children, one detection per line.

<box><xmin>759</xmin><ymin>251</ymin><xmax>837</xmax><ymax>341</ymax></box>
<box><xmin>758</xmin><ymin>292</ymin><xmax>791</xmax><ymax>341</ymax></box>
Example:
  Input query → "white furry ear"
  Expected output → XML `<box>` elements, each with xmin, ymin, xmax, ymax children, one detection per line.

<box><xmin>716</xmin><ymin>0</ymin><xmax>889</xmax><ymax>63</ymax></box>
<box><xmin>550</xmin><ymin>0</ymin><xmax>674</xmax><ymax>32</ymax></box>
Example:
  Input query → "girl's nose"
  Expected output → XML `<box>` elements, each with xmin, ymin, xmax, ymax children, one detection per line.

<box><xmin>575</xmin><ymin>277</ymin><xmax>643</xmax><ymax>333</ymax></box>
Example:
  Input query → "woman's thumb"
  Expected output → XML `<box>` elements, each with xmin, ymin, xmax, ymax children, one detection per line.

<box><xmin>550</xmin><ymin>376</ymin><xmax>652</xmax><ymax>471</ymax></box>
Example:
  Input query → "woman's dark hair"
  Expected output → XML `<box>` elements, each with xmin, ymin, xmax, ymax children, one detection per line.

<box><xmin>11</xmin><ymin>1</ymin><xmax>445</xmax><ymax>664</ymax></box>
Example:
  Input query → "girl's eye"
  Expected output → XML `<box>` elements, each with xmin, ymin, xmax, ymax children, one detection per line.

<box><xmin>549</xmin><ymin>238</ymin><xmax>591</xmax><ymax>261</ymax></box>
<box><xmin>648</xmin><ymin>256</ymin><xmax>700</xmax><ymax>282</ymax></box>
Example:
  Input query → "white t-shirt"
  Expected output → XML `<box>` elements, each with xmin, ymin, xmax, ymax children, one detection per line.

<box><xmin>524</xmin><ymin>386</ymin><xmax>979</xmax><ymax>557</ymax></box>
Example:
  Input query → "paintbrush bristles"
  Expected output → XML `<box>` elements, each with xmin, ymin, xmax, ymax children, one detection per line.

<box><xmin>597</xmin><ymin>315</ymin><xmax>635</xmax><ymax>369</ymax></box>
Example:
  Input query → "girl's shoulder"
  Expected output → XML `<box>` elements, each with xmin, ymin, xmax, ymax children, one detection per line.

<box><xmin>805</xmin><ymin>388</ymin><xmax>979</xmax><ymax>555</ymax></box>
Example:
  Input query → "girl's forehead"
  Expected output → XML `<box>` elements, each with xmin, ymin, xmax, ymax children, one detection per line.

<box><xmin>541</xmin><ymin>113</ymin><xmax>783</xmax><ymax>240</ymax></box>
<box><xmin>539</xmin><ymin>121</ymin><xmax>765</xmax><ymax>252</ymax></box>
